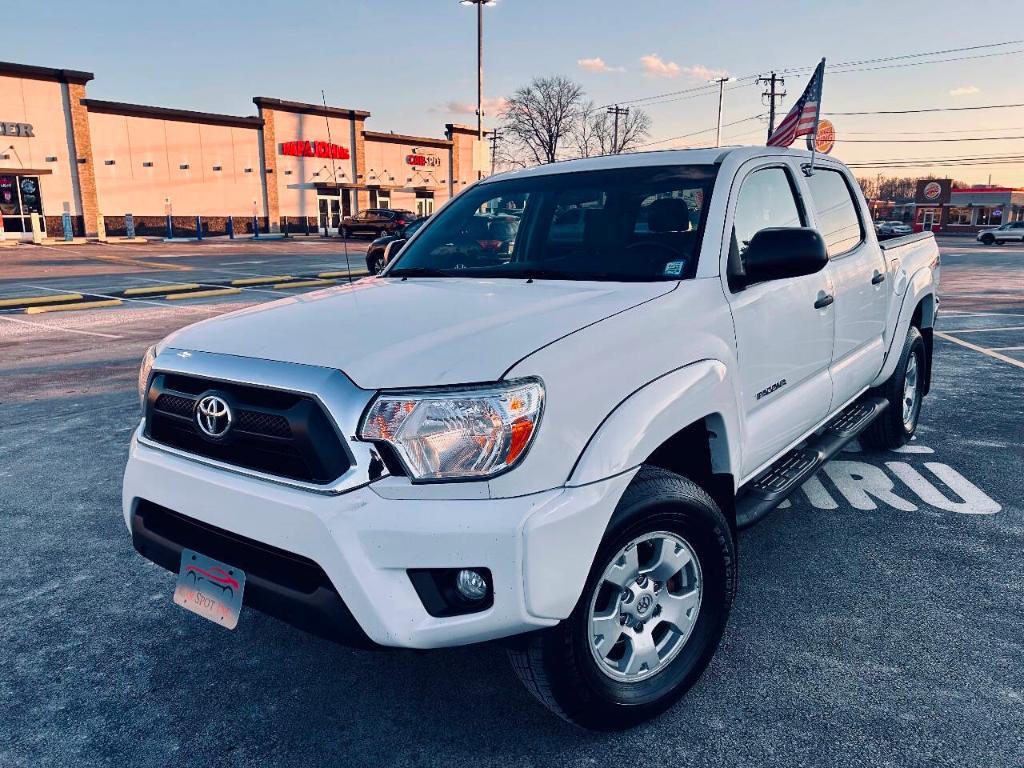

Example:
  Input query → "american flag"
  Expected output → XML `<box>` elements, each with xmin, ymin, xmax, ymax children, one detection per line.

<box><xmin>767</xmin><ymin>59</ymin><xmax>825</xmax><ymax>148</ymax></box>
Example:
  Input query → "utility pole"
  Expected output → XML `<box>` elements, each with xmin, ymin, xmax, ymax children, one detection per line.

<box><xmin>710</xmin><ymin>76</ymin><xmax>734</xmax><ymax>148</ymax></box>
<box><xmin>489</xmin><ymin>129</ymin><xmax>502</xmax><ymax>170</ymax></box>
<box><xmin>607</xmin><ymin>105</ymin><xmax>629</xmax><ymax>153</ymax></box>
<box><xmin>757</xmin><ymin>71</ymin><xmax>786</xmax><ymax>139</ymax></box>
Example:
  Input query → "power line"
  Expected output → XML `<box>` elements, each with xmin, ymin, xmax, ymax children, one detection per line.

<box><xmin>840</xmin><ymin>135</ymin><xmax>1024</xmax><ymax>143</ymax></box>
<box><xmin>827</xmin><ymin>102</ymin><xmax>1024</xmax><ymax>116</ymax></box>
<box><xmin>599</xmin><ymin>39</ymin><xmax>1023</xmax><ymax>110</ymax></box>
<box><xmin>637</xmin><ymin>114</ymin><xmax>765</xmax><ymax>148</ymax></box>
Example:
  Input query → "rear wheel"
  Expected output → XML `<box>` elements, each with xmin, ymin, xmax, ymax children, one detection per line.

<box><xmin>508</xmin><ymin>466</ymin><xmax>735</xmax><ymax>730</ymax></box>
<box><xmin>861</xmin><ymin>325</ymin><xmax>926</xmax><ymax>450</ymax></box>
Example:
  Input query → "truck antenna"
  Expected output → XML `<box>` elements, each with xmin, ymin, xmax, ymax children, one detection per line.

<box><xmin>323</xmin><ymin>89</ymin><xmax>353</xmax><ymax>284</ymax></box>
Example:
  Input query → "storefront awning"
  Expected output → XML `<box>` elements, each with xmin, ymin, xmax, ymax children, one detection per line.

<box><xmin>0</xmin><ymin>168</ymin><xmax>53</xmax><ymax>176</ymax></box>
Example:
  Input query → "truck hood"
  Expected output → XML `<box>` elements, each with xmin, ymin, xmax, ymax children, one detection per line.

<box><xmin>162</xmin><ymin>277</ymin><xmax>675</xmax><ymax>389</ymax></box>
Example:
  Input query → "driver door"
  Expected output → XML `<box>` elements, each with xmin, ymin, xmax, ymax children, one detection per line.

<box><xmin>725</xmin><ymin>161</ymin><xmax>836</xmax><ymax>478</ymax></box>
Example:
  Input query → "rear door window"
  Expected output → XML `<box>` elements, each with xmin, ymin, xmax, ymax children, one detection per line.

<box><xmin>805</xmin><ymin>169</ymin><xmax>864</xmax><ymax>257</ymax></box>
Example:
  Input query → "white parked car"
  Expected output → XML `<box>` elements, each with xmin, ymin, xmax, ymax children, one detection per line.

<box><xmin>878</xmin><ymin>220</ymin><xmax>913</xmax><ymax>237</ymax></box>
<box><xmin>976</xmin><ymin>221</ymin><xmax>1024</xmax><ymax>245</ymax></box>
<box><xmin>125</xmin><ymin>146</ymin><xmax>940</xmax><ymax>729</ymax></box>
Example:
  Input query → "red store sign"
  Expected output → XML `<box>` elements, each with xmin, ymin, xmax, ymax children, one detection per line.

<box><xmin>280</xmin><ymin>140</ymin><xmax>350</xmax><ymax>160</ymax></box>
<box><xmin>406</xmin><ymin>149</ymin><xmax>441</xmax><ymax>168</ymax></box>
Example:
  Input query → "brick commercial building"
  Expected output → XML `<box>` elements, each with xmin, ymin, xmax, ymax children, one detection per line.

<box><xmin>0</xmin><ymin>61</ymin><xmax>489</xmax><ymax>240</ymax></box>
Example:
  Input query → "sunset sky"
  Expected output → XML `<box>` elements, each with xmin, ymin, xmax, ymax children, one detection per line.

<box><xmin>6</xmin><ymin>0</ymin><xmax>1022</xmax><ymax>185</ymax></box>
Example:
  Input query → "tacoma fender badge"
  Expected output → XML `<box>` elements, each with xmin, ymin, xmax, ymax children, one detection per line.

<box><xmin>756</xmin><ymin>379</ymin><xmax>788</xmax><ymax>401</ymax></box>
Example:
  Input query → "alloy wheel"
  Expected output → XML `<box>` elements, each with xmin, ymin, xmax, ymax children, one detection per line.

<box><xmin>587</xmin><ymin>531</ymin><xmax>702</xmax><ymax>682</ymax></box>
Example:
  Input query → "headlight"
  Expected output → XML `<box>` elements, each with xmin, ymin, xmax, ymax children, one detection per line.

<box><xmin>138</xmin><ymin>345</ymin><xmax>157</xmax><ymax>408</ymax></box>
<box><xmin>359</xmin><ymin>378</ymin><xmax>544</xmax><ymax>481</ymax></box>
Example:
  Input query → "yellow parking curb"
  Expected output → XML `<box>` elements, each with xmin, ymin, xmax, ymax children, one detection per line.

<box><xmin>273</xmin><ymin>279</ymin><xmax>336</xmax><ymax>289</ymax></box>
<box><xmin>316</xmin><ymin>270</ymin><xmax>357</xmax><ymax>279</ymax></box>
<box><xmin>0</xmin><ymin>292</ymin><xmax>84</xmax><ymax>308</ymax></box>
<box><xmin>165</xmin><ymin>287</ymin><xmax>241</xmax><ymax>300</ymax></box>
<box><xmin>123</xmin><ymin>283</ymin><xmax>202</xmax><ymax>296</ymax></box>
<box><xmin>230</xmin><ymin>275</ymin><xmax>292</xmax><ymax>286</ymax></box>
<box><xmin>25</xmin><ymin>299</ymin><xmax>123</xmax><ymax>314</ymax></box>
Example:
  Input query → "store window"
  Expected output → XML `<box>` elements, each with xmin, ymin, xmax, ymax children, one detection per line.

<box><xmin>975</xmin><ymin>207</ymin><xmax>1002</xmax><ymax>226</ymax></box>
<box><xmin>947</xmin><ymin>207</ymin><xmax>972</xmax><ymax>225</ymax></box>
<box><xmin>377</xmin><ymin>193</ymin><xmax>391</xmax><ymax>209</ymax></box>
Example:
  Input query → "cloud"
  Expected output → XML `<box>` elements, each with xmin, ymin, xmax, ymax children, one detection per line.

<box><xmin>640</xmin><ymin>55</ymin><xmax>727</xmax><ymax>81</ymax></box>
<box><xmin>434</xmin><ymin>96</ymin><xmax>509</xmax><ymax>117</ymax></box>
<box><xmin>578</xmin><ymin>57</ymin><xmax>625</xmax><ymax>74</ymax></box>
<box><xmin>640</xmin><ymin>54</ymin><xmax>680</xmax><ymax>78</ymax></box>
<box><xmin>949</xmin><ymin>85</ymin><xmax>980</xmax><ymax>97</ymax></box>
<box><xmin>678</xmin><ymin>64</ymin><xmax>729</xmax><ymax>81</ymax></box>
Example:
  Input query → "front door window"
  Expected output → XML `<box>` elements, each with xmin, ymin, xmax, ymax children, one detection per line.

<box><xmin>0</xmin><ymin>174</ymin><xmax>44</xmax><ymax>237</ymax></box>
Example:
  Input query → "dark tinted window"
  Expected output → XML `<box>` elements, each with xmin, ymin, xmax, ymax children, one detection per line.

<box><xmin>388</xmin><ymin>165</ymin><xmax>717</xmax><ymax>281</ymax></box>
<box><xmin>733</xmin><ymin>167</ymin><xmax>803</xmax><ymax>257</ymax></box>
<box><xmin>805</xmin><ymin>169</ymin><xmax>864</xmax><ymax>256</ymax></box>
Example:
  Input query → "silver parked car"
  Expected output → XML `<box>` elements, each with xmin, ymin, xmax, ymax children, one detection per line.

<box><xmin>977</xmin><ymin>222</ymin><xmax>1024</xmax><ymax>245</ymax></box>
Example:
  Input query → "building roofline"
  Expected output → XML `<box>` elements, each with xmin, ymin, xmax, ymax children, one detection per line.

<box><xmin>952</xmin><ymin>187</ymin><xmax>1023</xmax><ymax>194</ymax></box>
<box><xmin>363</xmin><ymin>130</ymin><xmax>452</xmax><ymax>148</ymax></box>
<box><xmin>0</xmin><ymin>61</ymin><xmax>94</xmax><ymax>85</ymax></box>
<box><xmin>253</xmin><ymin>97</ymin><xmax>370</xmax><ymax>120</ymax></box>
<box><xmin>82</xmin><ymin>99</ymin><xmax>263</xmax><ymax>129</ymax></box>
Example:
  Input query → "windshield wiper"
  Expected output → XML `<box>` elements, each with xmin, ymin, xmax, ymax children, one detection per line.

<box><xmin>387</xmin><ymin>267</ymin><xmax>454</xmax><ymax>278</ymax></box>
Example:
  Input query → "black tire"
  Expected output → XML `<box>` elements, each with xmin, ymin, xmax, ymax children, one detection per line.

<box><xmin>369</xmin><ymin>255</ymin><xmax>384</xmax><ymax>274</ymax></box>
<box><xmin>980</xmin><ymin>234</ymin><xmax>995</xmax><ymax>245</ymax></box>
<box><xmin>507</xmin><ymin>466</ymin><xmax>735</xmax><ymax>730</ymax></box>
<box><xmin>861</xmin><ymin>325</ymin><xmax>926</xmax><ymax>451</ymax></box>
<box><xmin>378</xmin><ymin>228</ymin><xmax>388</xmax><ymax>239</ymax></box>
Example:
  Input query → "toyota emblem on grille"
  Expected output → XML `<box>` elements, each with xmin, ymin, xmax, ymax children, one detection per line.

<box><xmin>195</xmin><ymin>394</ymin><xmax>233</xmax><ymax>439</ymax></box>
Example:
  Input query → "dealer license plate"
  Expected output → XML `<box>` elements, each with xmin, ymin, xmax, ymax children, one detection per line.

<box><xmin>173</xmin><ymin>549</ymin><xmax>246</xmax><ymax>630</ymax></box>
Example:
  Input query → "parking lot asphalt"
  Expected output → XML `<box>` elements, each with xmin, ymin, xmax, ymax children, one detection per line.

<box><xmin>1</xmin><ymin>238</ymin><xmax>1022</xmax><ymax>767</ymax></box>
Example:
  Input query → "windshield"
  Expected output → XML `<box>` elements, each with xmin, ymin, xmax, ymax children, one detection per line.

<box><xmin>387</xmin><ymin>165</ymin><xmax>718</xmax><ymax>281</ymax></box>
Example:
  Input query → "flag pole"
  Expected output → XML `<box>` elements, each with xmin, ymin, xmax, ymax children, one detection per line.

<box><xmin>806</xmin><ymin>58</ymin><xmax>826</xmax><ymax>176</ymax></box>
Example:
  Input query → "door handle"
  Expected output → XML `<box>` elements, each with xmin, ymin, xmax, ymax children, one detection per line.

<box><xmin>872</xmin><ymin>271</ymin><xmax>886</xmax><ymax>285</ymax></box>
<box><xmin>814</xmin><ymin>292</ymin><xmax>834</xmax><ymax>309</ymax></box>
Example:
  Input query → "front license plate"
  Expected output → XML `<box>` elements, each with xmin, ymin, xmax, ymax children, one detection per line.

<box><xmin>173</xmin><ymin>549</ymin><xmax>246</xmax><ymax>630</ymax></box>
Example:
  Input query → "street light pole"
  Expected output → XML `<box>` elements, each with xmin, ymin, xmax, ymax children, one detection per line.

<box><xmin>711</xmin><ymin>76</ymin><xmax>734</xmax><ymax>148</ymax></box>
<box><xmin>460</xmin><ymin>0</ymin><xmax>493</xmax><ymax>142</ymax></box>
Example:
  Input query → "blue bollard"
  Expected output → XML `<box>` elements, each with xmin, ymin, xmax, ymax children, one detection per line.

<box><xmin>195</xmin><ymin>215</ymin><xmax>202</xmax><ymax>241</ymax></box>
<box><xmin>283</xmin><ymin>217</ymin><xmax>290</xmax><ymax>238</ymax></box>
<box><xmin>252</xmin><ymin>215</ymin><xmax>259</xmax><ymax>239</ymax></box>
<box><xmin>166</xmin><ymin>214</ymin><xmax>173</xmax><ymax>240</ymax></box>
<box><xmin>227</xmin><ymin>216</ymin><xmax>234</xmax><ymax>239</ymax></box>
<box><xmin>304</xmin><ymin>216</ymin><xmax>311</xmax><ymax>237</ymax></box>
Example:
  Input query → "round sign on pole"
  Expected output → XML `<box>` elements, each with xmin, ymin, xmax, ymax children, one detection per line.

<box><xmin>807</xmin><ymin>119</ymin><xmax>835</xmax><ymax>154</ymax></box>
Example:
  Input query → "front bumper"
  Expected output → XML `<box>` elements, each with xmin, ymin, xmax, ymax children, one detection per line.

<box><xmin>123</xmin><ymin>428</ymin><xmax>634</xmax><ymax>649</ymax></box>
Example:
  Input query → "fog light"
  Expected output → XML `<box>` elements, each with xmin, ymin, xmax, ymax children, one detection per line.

<box><xmin>455</xmin><ymin>569</ymin><xmax>488</xmax><ymax>601</ymax></box>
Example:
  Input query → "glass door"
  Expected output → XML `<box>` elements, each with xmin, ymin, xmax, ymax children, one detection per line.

<box><xmin>1</xmin><ymin>174</ymin><xmax>45</xmax><ymax>239</ymax></box>
<box><xmin>318</xmin><ymin>196</ymin><xmax>341</xmax><ymax>235</ymax></box>
<box><xmin>921</xmin><ymin>210</ymin><xmax>935</xmax><ymax>232</ymax></box>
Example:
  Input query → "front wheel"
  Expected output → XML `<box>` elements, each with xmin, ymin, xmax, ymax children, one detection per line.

<box><xmin>861</xmin><ymin>325</ymin><xmax>926</xmax><ymax>450</ymax></box>
<box><xmin>508</xmin><ymin>466</ymin><xmax>735</xmax><ymax>730</ymax></box>
<box><xmin>980</xmin><ymin>233</ymin><xmax>995</xmax><ymax>245</ymax></box>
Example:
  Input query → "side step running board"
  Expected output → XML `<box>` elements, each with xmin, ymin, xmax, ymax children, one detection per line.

<box><xmin>735</xmin><ymin>397</ymin><xmax>889</xmax><ymax>530</ymax></box>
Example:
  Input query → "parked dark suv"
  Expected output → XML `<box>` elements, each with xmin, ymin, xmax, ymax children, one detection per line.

<box><xmin>365</xmin><ymin>217</ymin><xmax>430</xmax><ymax>273</ymax></box>
<box><xmin>341</xmin><ymin>209</ymin><xmax>415</xmax><ymax>239</ymax></box>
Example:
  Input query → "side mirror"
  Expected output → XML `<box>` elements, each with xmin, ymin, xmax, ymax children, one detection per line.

<box><xmin>740</xmin><ymin>227</ymin><xmax>828</xmax><ymax>285</ymax></box>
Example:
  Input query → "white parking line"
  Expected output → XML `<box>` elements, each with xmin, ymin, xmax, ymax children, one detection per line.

<box><xmin>935</xmin><ymin>331</ymin><xmax>1024</xmax><ymax>370</ymax></box>
<box><xmin>990</xmin><ymin>345</ymin><xmax>1024</xmax><ymax>351</ymax></box>
<box><xmin>0</xmin><ymin>314</ymin><xmax>123</xmax><ymax>339</ymax></box>
<box><xmin>944</xmin><ymin>325</ymin><xmax>1024</xmax><ymax>334</ymax></box>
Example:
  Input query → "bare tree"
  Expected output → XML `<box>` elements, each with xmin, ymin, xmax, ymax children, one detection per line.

<box><xmin>501</xmin><ymin>76</ymin><xmax>585</xmax><ymax>165</ymax></box>
<box><xmin>589</xmin><ymin>107</ymin><xmax>652</xmax><ymax>155</ymax></box>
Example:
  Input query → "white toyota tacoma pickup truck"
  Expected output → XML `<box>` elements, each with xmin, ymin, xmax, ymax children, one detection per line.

<box><xmin>124</xmin><ymin>146</ymin><xmax>940</xmax><ymax>730</ymax></box>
